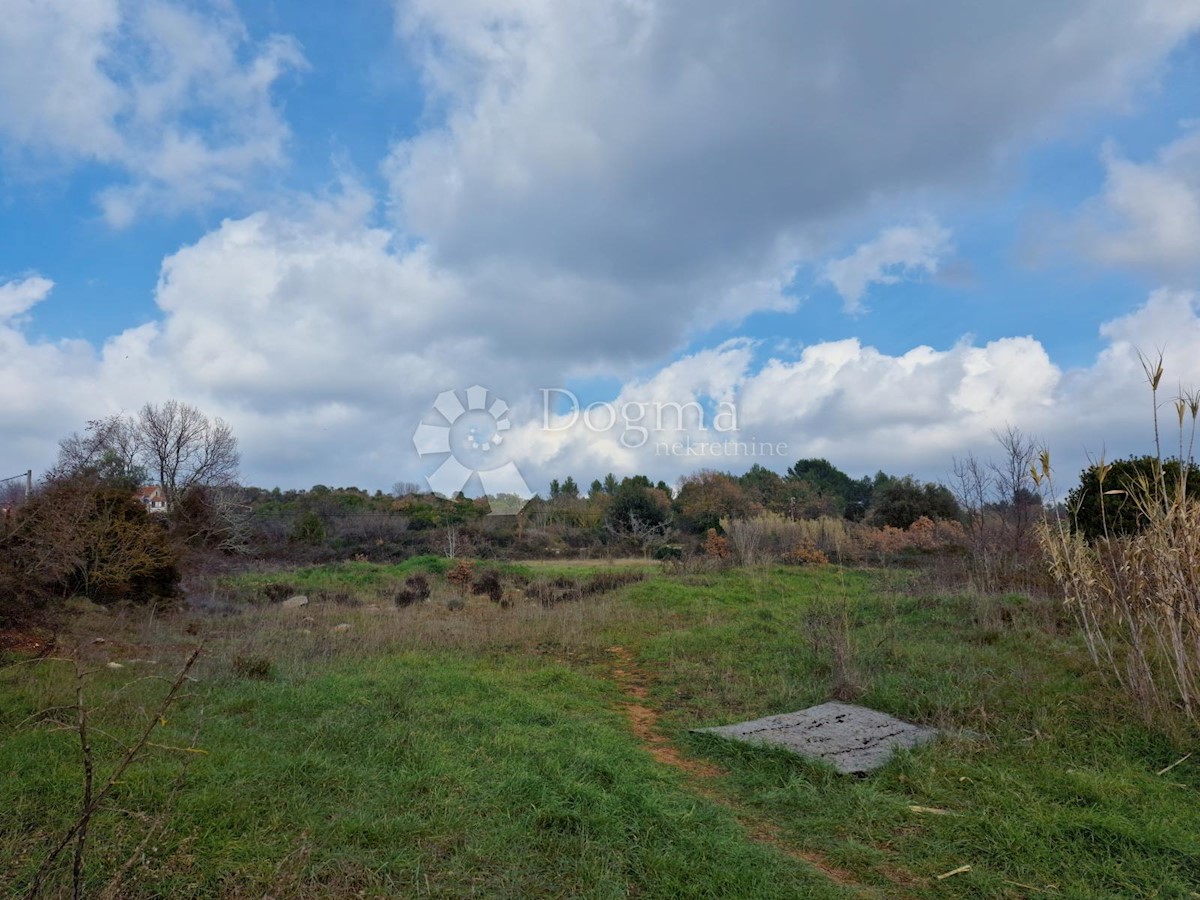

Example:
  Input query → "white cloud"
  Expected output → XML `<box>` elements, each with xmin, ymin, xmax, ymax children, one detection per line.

<box><xmin>821</xmin><ymin>219</ymin><xmax>953</xmax><ymax>313</ymax></box>
<box><xmin>389</xmin><ymin>0</ymin><xmax>1199</xmax><ymax>278</ymax></box>
<box><xmin>4</xmin><ymin>2</ymin><xmax>1200</xmax><ymax>489</ymax></box>
<box><xmin>1079</xmin><ymin>128</ymin><xmax>1200</xmax><ymax>282</ymax></box>
<box><xmin>3</xmin><ymin>211</ymin><xmax>1195</xmax><ymax>493</ymax></box>
<box><xmin>0</xmin><ymin>275</ymin><xmax>54</xmax><ymax>319</ymax></box>
<box><xmin>0</xmin><ymin>0</ymin><xmax>304</xmax><ymax>225</ymax></box>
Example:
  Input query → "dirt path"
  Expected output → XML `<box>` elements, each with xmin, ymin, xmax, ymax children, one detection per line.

<box><xmin>605</xmin><ymin>646</ymin><xmax>917</xmax><ymax>898</ymax></box>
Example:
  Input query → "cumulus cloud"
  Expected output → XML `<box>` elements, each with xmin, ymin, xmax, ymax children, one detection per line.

<box><xmin>4</xmin><ymin>1</ymin><xmax>1200</xmax><ymax>491</ymax></box>
<box><xmin>1</xmin><ymin>205</ymin><xmax>1198</xmax><ymax>492</ymax></box>
<box><xmin>514</xmin><ymin>290</ymin><xmax>1200</xmax><ymax>488</ymax></box>
<box><xmin>389</xmin><ymin>0</ymin><xmax>1200</xmax><ymax>281</ymax></box>
<box><xmin>0</xmin><ymin>0</ymin><xmax>304</xmax><ymax>225</ymax></box>
<box><xmin>1078</xmin><ymin>128</ymin><xmax>1200</xmax><ymax>282</ymax></box>
<box><xmin>0</xmin><ymin>275</ymin><xmax>54</xmax><ymax>319</ymax></box>
<box><xmin>821</xmin><ymin>219</ymin><xmax>953</xmax><ymax>313</ymax></box>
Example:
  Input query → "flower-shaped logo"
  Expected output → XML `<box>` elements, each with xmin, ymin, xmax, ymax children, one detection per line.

<box><xmin>412</xmin><ymin>385</ymin><xmax>533</xmax><ymax>513</ymax></box>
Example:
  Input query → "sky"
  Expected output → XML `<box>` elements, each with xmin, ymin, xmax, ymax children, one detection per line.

<box><xmin>2</xmin><ymin>0</ymin><xmax>1200</xmax><ymax>498</ymax></box>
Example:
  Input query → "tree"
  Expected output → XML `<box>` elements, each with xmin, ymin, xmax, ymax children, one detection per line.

<box><xmin>560</xmin><ymin>476</ymin><xmax>580</xmax><ymax>499</ymax></box>
<box><xmin>785</xmin><ymin>458</ymin><xmax>873</xmax><ymax>519</ymax></box>
<box><xmin>868</xmin><ymin>476</ymin><xmax>959</xmax><ymax>528</ymax></box>
<box><xmin>136</xmin><ymin>401</ymin><xmax>239</xmax><ymax>507</ymax></box>
<box><xmin>739</xmin><ymin>464</ymin><xmax>789</xmax><ymax>514</ymax></box>
<box><xmin>51</xmin><ymin>416</ymin><xmax>145</xmax><ymax>491</ymax></box>
<box><xmin>673</xmin><ymin>470</ymin><xmax>750</xmax><ymax>532</ymax></box>
<box><xmin>1067</xmin><ymin>456</ymin><xmax>1200</xmax><ymax>539</ymax></box>
<box><xmin>604</xmin><ymin>480</ymin><xmax>672</xmax><ymax>532</ymax></box>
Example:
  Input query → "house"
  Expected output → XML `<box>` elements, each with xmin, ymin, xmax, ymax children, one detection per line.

<box><xmin>135</xmin><ymin>485</ymin><xmax>169</xmax><ymax>514</ymax></box>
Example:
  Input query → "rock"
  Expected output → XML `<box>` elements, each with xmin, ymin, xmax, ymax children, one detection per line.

<box><xmin>106</xmin><ymin>661</ymin><xmax>124</xmax><ymax>669</ymax></box>
<box><xmin>281</xmin><ymin>595</ymin><xmax>309</xmax><ymax>609</ymax></box>
<box><xmin>693</xmin><ymin>702</ymin><xmax>940</xmax><ymax>775</ymax></box>
<box><xmin>331</xmin><ymin>623</ymin><xmax>352</xmax><ymax>633</ymax></box>
<box><xmin>91</xmin><ymin>637</ymin><xmax>106</xmax><ymax>645</ymax></box>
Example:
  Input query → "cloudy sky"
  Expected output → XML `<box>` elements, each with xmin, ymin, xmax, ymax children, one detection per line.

<box><xmin>2</xmin><ymin>0</ymin><xmax>1199</xmax><ymax>497</ymax></box>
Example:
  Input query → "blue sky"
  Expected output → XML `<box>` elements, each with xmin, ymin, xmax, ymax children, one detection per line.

<box><xmin>2</xmin><ymin>1</ymin><xmax>1199</xmax><ymax>494</ymax></box>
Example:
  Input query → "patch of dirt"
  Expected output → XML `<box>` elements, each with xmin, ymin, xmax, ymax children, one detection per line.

<box><xmin>604</xmin><ymin>645</ymin><xmax>921</xmax><ymax>897</ymax></box>
<box><xmin>0</xmin><ymin>628</ymin><xmax>55</xmax><ymax>658</ymax></box>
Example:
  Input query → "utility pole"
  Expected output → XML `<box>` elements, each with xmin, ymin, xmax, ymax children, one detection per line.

<box><xmin>1</xmin><ymin>470</ymin><xmax>33</xmax><ymax>500</ymax></box>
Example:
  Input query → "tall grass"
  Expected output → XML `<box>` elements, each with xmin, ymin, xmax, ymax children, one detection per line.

<box><xmin>1039</xmin><ymin>354</ymin><xmax>1200</xmax><ymax>723</ymax></box>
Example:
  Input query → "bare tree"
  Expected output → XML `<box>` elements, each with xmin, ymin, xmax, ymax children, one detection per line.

<box><xmin>50</xmin><ymin>417</ymin><xmax>142</xmax><ymax>487</ymax></box>
<box><xmin>990</xmin><ymin>425</ymin><xmax>1040</xmax><ymax>557</ymax></box>
<box><xmin>392</xmin><ymin>481</ymin><xmax>424</xmax><ymax>498</ymax></box>
<box><xmin>135</xmin><ymin>401</ymin><xmax>239</xmax><ymax>506</ymax></box>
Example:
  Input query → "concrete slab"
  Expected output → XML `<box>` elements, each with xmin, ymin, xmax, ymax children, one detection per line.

<box><xmin>693</xmin><ymin>701</ymin><xmax>939</xmax><ymax>775</ymax></box>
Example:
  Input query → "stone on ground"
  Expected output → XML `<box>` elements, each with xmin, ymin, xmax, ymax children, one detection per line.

<box><xmin>693</xmin><ymin>701</ymin><xmax>939</xmax><ymax>775</ymax></box>
<box><xmin>281</xmin><ymin>595</ymin><xmax>309</xmax><ymax>609</ymax></box>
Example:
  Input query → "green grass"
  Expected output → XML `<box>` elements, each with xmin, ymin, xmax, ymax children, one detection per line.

<box><xmin>2</xmin><ymin>563</ymin><xmax>1198</xmax><ymax>897</ymax></box>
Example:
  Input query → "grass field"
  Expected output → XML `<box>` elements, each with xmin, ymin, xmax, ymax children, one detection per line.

<box><xmin>2</xmin><ymin>562</ymin><xmax>1197</xmax><ymax>898</ymax></box>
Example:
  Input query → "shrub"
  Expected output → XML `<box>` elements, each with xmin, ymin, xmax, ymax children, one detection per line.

<box><xmin>1066</xmin><ymin>456</ymin><xmax>1200</xmax><ymax>539</ymax></box>
<box><xmin>782</xmin><ymin>545</ymin><xmax>829</xmax><ymax>566</ymax></box>
<box><xmin>473</xmin><ymin>568</ymin><xmax>504</xmax><ymax>603</ymax></box>
<box><xmin>702</xmin><ymin>528</ymin><xmax>730</xmax><ymax>560</ymax></box>
<box><xmin>394</xmin><ymin>573</ymin><xmax>431</xmax><ymax>607</ymax></box>
<box><xmin>446</xmin><ymin>559</ymin><xmax>474</xmax><ymax>596</ymax></box>
<box><xmin>290</xmin><ymin>510</ymin><xmax>327</xmax><ymax>544</ymax></box>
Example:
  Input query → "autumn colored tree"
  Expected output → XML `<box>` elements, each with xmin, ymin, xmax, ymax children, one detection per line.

<box><xmin>674</xmin><ymin>470</ymin><xmax>751</xmax><ymax>532</ymax></box>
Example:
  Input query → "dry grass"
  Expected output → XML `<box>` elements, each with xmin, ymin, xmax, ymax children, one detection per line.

<box><xmin>1039</xmin><ymin>354</ymin><xmax>1200</xmax><ymax>724</ymax></box>
<box><xmin>189</xmin><ymin>577</ymin><xmax>646</xmax><ymax>681</ymax></box>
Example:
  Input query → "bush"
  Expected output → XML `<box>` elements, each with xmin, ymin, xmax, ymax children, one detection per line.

<box><xmin>1066</xmin><ymin>456</ymin><xmax>1200</xmax><ymax>539</ymax></box>
<box><xmin>473</xmin><ymin>568</ymin><xmax>504</xmax><ymax>603</ymax></box>
<box><xmin>782</xmin><ymin>545</ymin><xmax>829</xmax><ymax>566</ymax></box>
<box><xmin>394</xmin><ymin>573</ymin><xmax>431</xmax><ymax>607</ymax></box>
<box><xmin>1</xmin><ymin>477</ymin><xmax>179</xmax><ymax>620</ymax></box>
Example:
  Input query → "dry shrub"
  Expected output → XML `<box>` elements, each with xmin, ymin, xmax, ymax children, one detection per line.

<box><xmin>472</xmin><ymin>569</ymin><xmax>504</xmax><ymax>603</ymax></box>
<box><xmin>1040</xmin><ymin>358</ymin><xmax>1200</xmax><ymax>724</ymax></box>
<box><xmin>394</xmin><ymin>573</ymin><xmax>430</xmax><ymax>607</ymax></box>
<box><xmin>528</xmin><ymin>571</ymin><xmax>645</xmax><ymax>608</ymax></box>
<box><xmin>782</xmin><ymin>545</ymin><xmax>829</xmax><ymax>566</ymax></box>
<box><xmin>702</xmin><ymin>528</ymin><xmax>730</xmax><ymax>561</ymax></box>
<box><xmin>446</xmin><ymin>559</ymin><xmax>474</xmax><ymax>596</ymax></box>
<box><xmin>718</xmin><ymin>512</ymin><xmax>964</xmax><ymax>567</ymax></box>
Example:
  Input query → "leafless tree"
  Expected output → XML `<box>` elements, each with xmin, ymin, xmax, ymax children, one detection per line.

<box><xmin>990</xmin><ymin>425</ymin><xmax>1040</xmax><ymax>557</ymax></box>
<box><xmin>50</xmin><ymin>416</ymin><xmax>141</xmax><ymax>485</ymax></box>
<box><xmin>135</xmin><ymin>401</ymin><xmax>239</xmax><ymax>506</ymax></box>
<box><xmin>391</xmin><ymin>481</ymin><xmax>424</xmax><ymax>498</ymax></box>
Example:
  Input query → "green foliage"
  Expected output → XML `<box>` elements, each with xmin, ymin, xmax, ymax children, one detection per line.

<box><xmin>604</xmin><ymin>480</ymin><xmax>672</xmax><ymax>532</ymax></box>
<box><xmin>290</xmin><ymin>510</ymin><xmax>327</xmax><ymax>544</ymax></box>
<box><xmin>785</xmin><ymin>458</ymin><xmax>874</xmax><ymax>519</ymax></box>
<box><xmin>867</xmin><ymin>475</ymin><xmax>959</xmax><ymax>528</ymax></box>
<box><xmin>1066</xmin><ymin>456</ymin><xmax>1200</xmax><ymax>539</ymax></box>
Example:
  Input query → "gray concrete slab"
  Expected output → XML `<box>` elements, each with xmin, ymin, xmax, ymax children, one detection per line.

<box><xmin>692</xmin><ymin>701</ymin><xmax>939</xmax><ymax>774</ymax></box>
